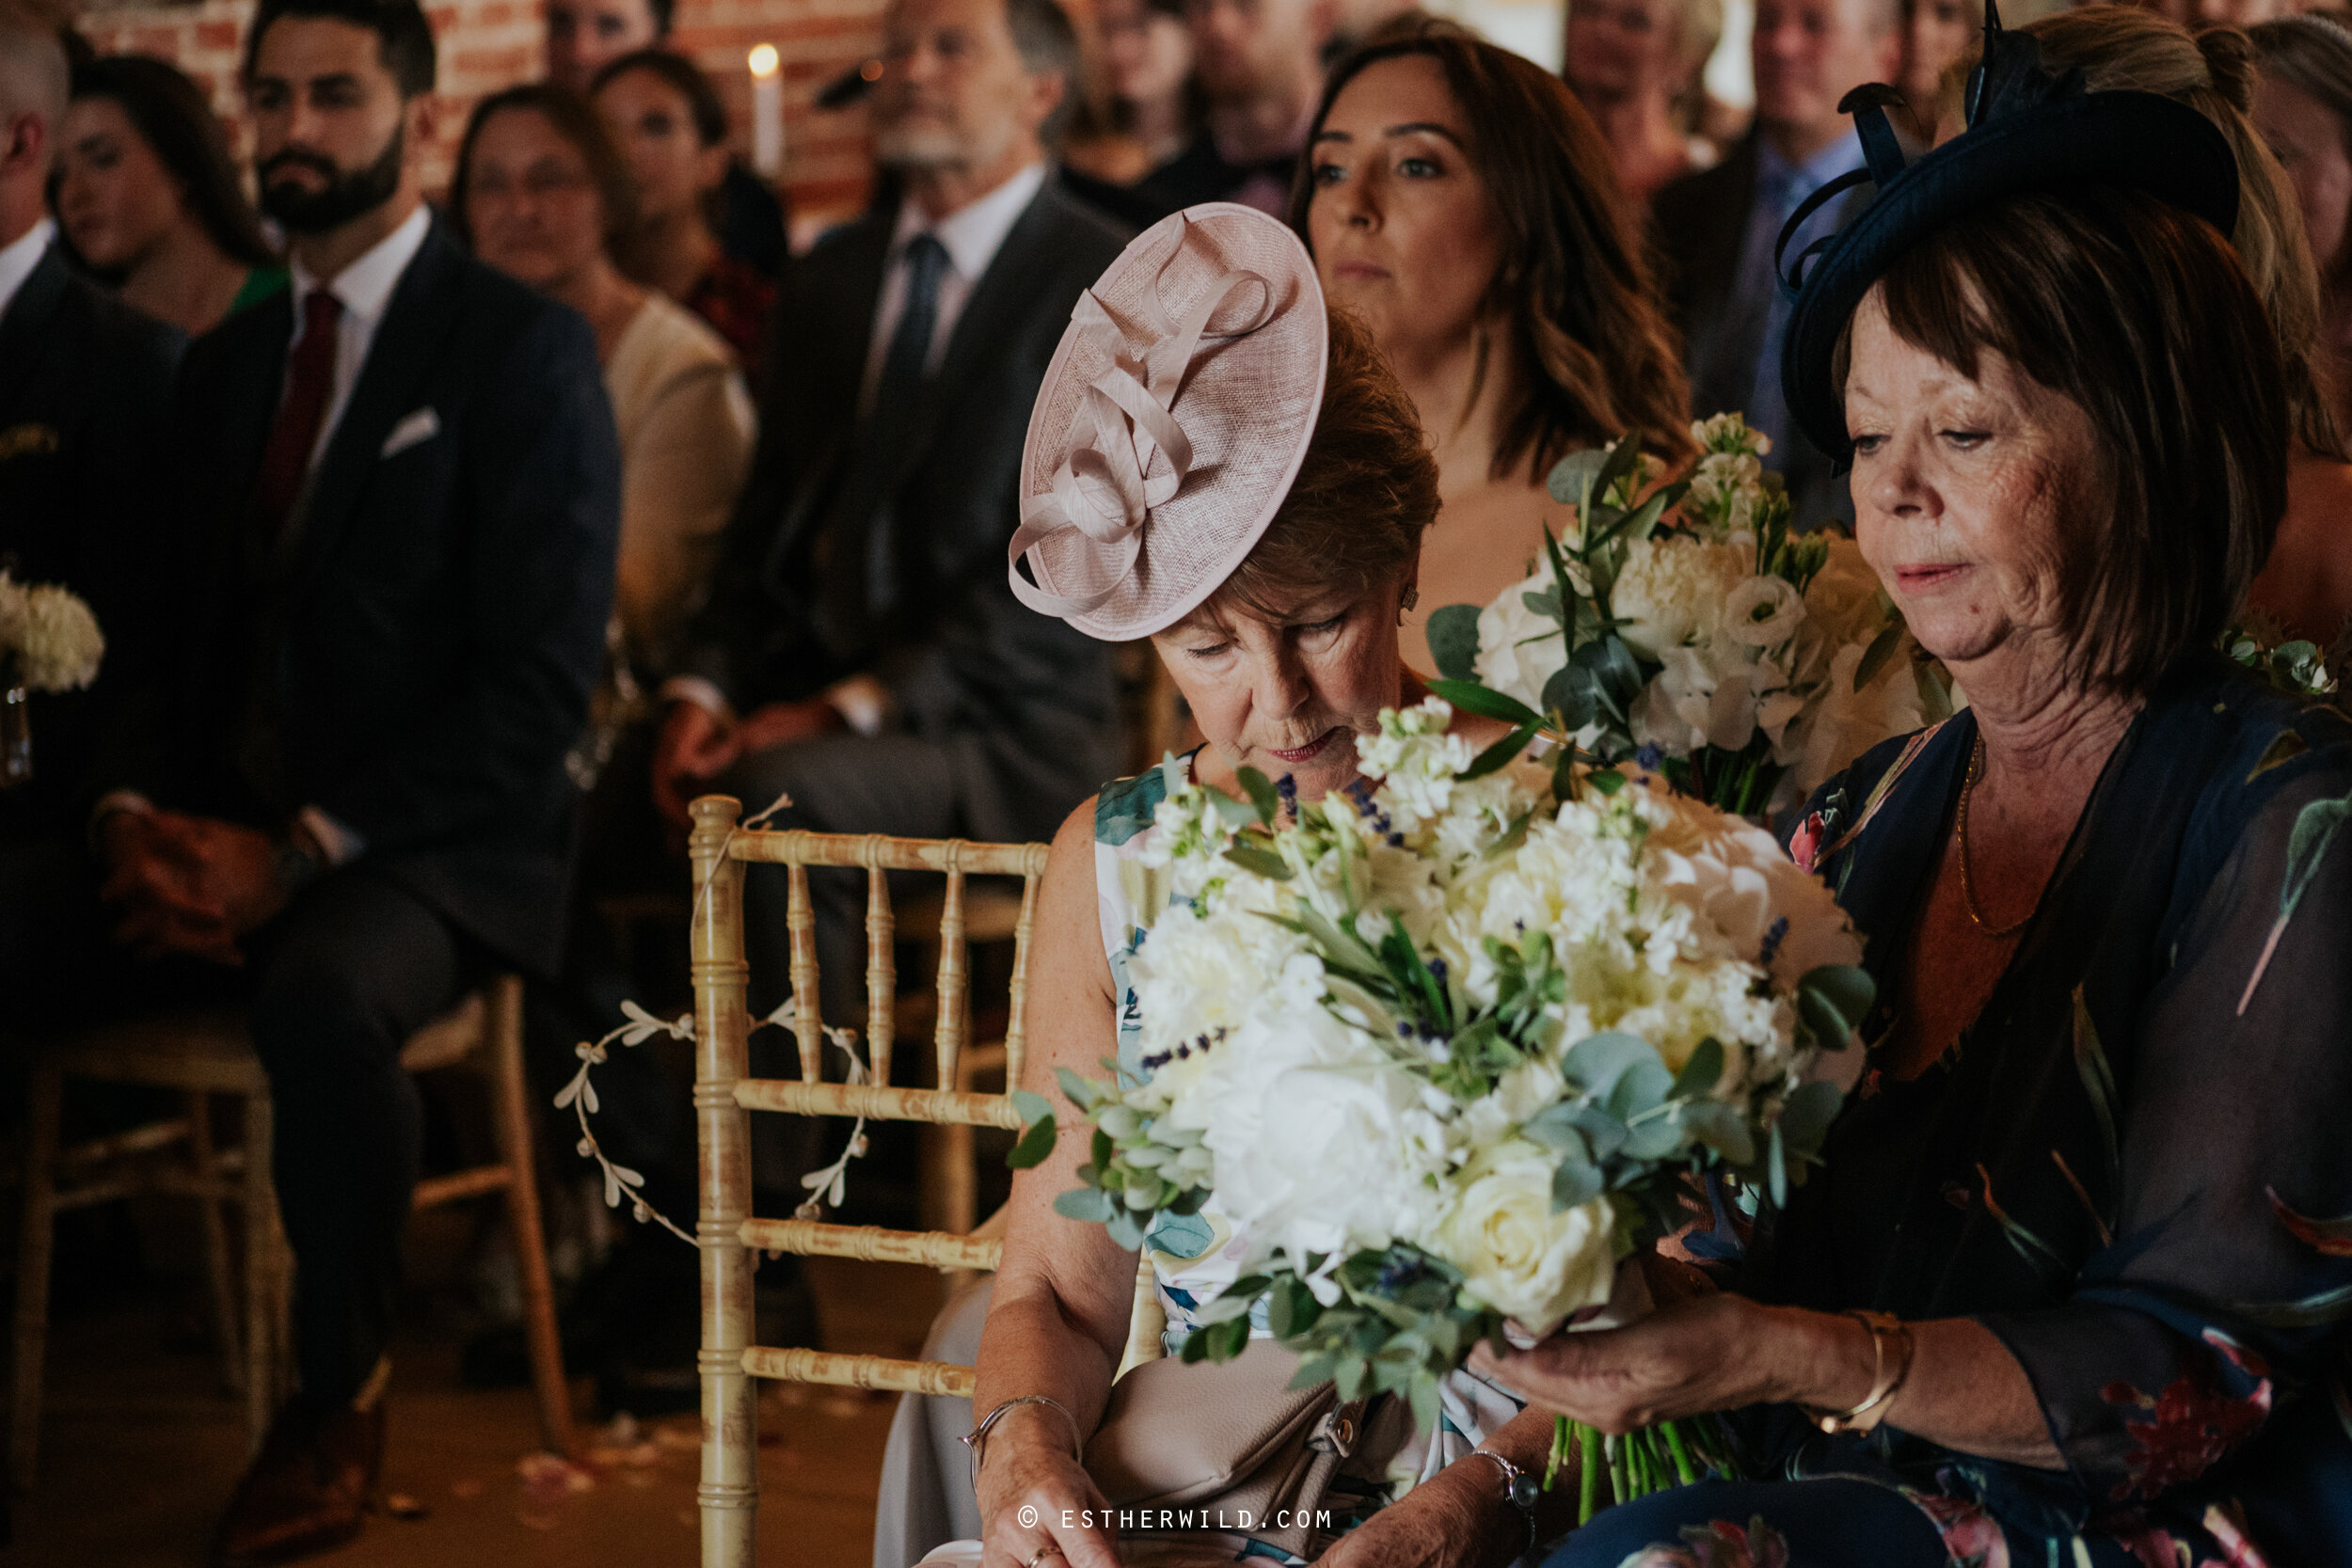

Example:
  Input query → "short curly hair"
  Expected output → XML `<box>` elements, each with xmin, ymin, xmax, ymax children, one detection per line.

<box><xmin>1212</xmin><ymin>306</ymin><xmax>1439</xmax><ymax>619</ymax></box>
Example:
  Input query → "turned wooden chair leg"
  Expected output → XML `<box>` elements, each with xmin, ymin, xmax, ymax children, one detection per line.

<box><xmin>186</xmin><ymin>1091</ymin><xmax>245</xmax><ymax>1394</ymax></box>
<box><xmin>485</xmin><ymin>976</ymin><xmax>575</xmax><ymax>1459</ymax></box>
<box><xmin>241</xmin><ymin>1091</ymin><xmax>278</xmax><ymax>1452</ymax></box>
<box><xmin>9</xmin><ymin>1063</ymin><xmax>64</xmax><ymax>1492</ymax></box>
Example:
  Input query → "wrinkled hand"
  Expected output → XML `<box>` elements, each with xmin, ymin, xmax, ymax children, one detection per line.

<box><xmin>652</xmin><ymin>702</ymin><xmax>743</xmax><ymax>827</ymax></box>
<box><xmin>1470</xmin><ymin>1292</ymin><xmax>1794</xmax><ymax>1434</ymax></box>
<box><xmin>976</xmin><ymin>1418</ymin><xmax>1120</xmax><ymax>1568</ymax></box>
<box><xmin>1315</xmin><ymin>1462</ymin><xmax>1513</xmax><ymax>1568</ymax></box>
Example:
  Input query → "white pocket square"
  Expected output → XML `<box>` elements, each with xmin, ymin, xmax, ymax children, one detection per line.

<box><xmin>379</xmin><ymin>407</ymin><xmax>440</xmax><ymax>458</ymax></box>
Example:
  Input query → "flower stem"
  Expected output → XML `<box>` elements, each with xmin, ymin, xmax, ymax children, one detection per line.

<box><xmin>1578</xmin><ymin>1421</ymin><xmax>1600</xmax><ymax>1525</ymax></box>
<box><xmin>1662</xmin><ymin>1419</ymin><xmax>1699</xmax><ymax>1486</ymax></box>
<box><xmin>1546</xmin><ymin>1414</ymin><xmax>1568</xmax><ymax>1490</ymax></box>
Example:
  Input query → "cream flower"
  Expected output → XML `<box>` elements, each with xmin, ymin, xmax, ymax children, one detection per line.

<box><xmin>1433</xmin><ymin>1140</ymin><xmax>1619</xmax><ymax>1337</ymax></box>
<box><xmin>0</xmin><ymin>576</ymin><xmax>103</xmax><ymax>693</ymax></box>
<box><xmin>1723</xmin><ymin>575</ymin><xmax>1806</xmax><ymax>648</ymax></box>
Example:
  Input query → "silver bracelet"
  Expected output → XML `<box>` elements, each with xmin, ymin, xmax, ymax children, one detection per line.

<box><xmin>1463</xmin><ymin>1449</ymin><xmax>1539</xmax><ymax>1553</ymax></box>
<box><xmin>962</xmin><ymin>1394</ymin><xmax>1085</xmax><ymax>1488</ymax></box>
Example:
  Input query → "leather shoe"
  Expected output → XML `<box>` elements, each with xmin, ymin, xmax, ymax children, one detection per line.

<box><xmin>210</xmin><ymin>1397</ymin><xmax>384</xmax><ymax>1567</ymax></box>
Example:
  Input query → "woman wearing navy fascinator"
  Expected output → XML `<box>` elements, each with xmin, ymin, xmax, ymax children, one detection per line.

<box><xmin>1466</xmin><ymin>6</ymin><xmax>2352</xmax><ymax>1565</ymax></box>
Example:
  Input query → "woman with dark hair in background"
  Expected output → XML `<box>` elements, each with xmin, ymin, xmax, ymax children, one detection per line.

<box><xmin>52</xmin><ymin>54</ymin><xmax>284</xmax><ymax>336</ymax></box>
<box><xmin>1294</xmin><ymin>19</ymin><xmax>1694</xmax><ymax>673</ymax></box>
<box><xmin>1063</xmin><ymin>0</ymin><xmax>1200</xmax><ymax>185</ymax></box>
<box><xmin>453</xmin><ymin>83</ymin><xmax>754</xmax><ymax>719</ymax></box>
<box><xmin>592</xmin><ymin>47</ymin><xmax>776</xmax><ymax>386</ymax></box>
<box><xmin>2254</xmin><ymin>15</ymin><xmax>2352</xmax><ymax>464</ymax></box>
<box><xmin>1561</xmin><ymin>0</ymin><xmax>1724</xmax><ymax>204</ymax></box>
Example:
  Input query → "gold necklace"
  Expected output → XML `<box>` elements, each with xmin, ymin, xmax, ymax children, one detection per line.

<box><xmin>1956</xmin><ymin>738</ymin><xmax>2031</xmax><ymax>940</ymax></box>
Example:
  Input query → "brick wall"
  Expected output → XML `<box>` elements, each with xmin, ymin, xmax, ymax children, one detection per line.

<box><xmin>73</xmin><ymin>0</ymin><xmax>886</xmax><ymax>226</ymax></box>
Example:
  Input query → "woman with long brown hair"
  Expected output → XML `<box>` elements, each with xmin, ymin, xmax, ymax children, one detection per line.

<box><xmin>1290</xmin><ymin>19</ymin><xmax>1694</xmax><ymax>673</ymax></box>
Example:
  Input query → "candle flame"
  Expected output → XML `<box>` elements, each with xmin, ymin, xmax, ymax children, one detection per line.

<box><xmin>748</xmin><ymin>43</ymin><xmax>780</xmax><ymax>78</ymax></box>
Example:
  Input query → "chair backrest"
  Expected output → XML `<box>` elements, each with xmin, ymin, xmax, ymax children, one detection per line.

<box><xmin>691</xmin><ymin>796</ymin><xmax>1152</xmax><ymax>1568</ymax></box>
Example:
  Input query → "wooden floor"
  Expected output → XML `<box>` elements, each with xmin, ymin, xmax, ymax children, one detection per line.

<box><xmin>8</xmin><ymin>1237</ymin><xmax>947</xmax><ymax>1568</ymax></box>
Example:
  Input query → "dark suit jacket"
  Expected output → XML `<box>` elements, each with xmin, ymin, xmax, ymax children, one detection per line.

<box><xmin>1652</xmin><ymin>138</ymin><xmax>1857</xmax><ymax>531</ymax></box>
<box><xmin>0</xmin><ymin>245</ymin><xmax>183</xmax><ymax>831</ymax></box>
<box><xmin>679</xmin><ymin>179</ymin><xmax>1131</xmax><ymax>844</ymax></box>
<box><xmin>155</xmin><ymin>216</ymin><xmax>621</xmax><ymax>974</ymax></box>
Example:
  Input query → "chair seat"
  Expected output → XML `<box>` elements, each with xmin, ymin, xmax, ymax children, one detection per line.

<box><xmin>44</xmin><ymin>992</ymin><xmax>488</xmax><ymax>1095</ymax></box>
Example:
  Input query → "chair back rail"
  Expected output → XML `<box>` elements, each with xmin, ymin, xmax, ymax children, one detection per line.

<box><xmin>688</xmin><ymin>798</ymin><xmax>1064</xmax><ymax>1568</ymax></box>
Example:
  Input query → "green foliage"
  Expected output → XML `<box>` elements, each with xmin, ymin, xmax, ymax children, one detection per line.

<box><xmin>1426</xmin><ymin>604</ymin><xmax>1485</xmax><ymax>682</ymax></box>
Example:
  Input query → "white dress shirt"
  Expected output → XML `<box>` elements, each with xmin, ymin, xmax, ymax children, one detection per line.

<box><xmin>0</xmin><ymin>218</ymin><xmax>56</xmax><ymax>325</ymax></box>
<box><xmin>285</xmin><ymin>201</ymin><xmax>433</xmax><ymax>470</ymax></box>
<box><xmin>858</xmin><ymin>162</ymin><xmax>1047</xmax><ymax>413</ymax></box>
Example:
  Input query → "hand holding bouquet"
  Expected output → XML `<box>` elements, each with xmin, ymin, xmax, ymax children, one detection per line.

<box><xmin>1009</xmin><ymin>701</ymin><xmax>1875</xmax><ymax>1514</ymax></box>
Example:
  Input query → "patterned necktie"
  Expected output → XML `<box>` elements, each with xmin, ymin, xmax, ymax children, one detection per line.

<box><xmin>254</xmin><ymin>288</ymin><xmax>344</xmax><ymax>542</ymax></box>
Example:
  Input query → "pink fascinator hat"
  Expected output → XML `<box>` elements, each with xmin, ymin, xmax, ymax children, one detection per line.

<box><xmin>1008</xmin><ymin>202</ymin><xmax>1328</xmax><ymax>641</ymax></box>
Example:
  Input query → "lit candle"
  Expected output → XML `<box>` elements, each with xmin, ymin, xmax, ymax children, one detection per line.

<box><xmin>748</xmin><ymin>43</ymin><xmax>783</xmax><ymax>179</ymax></box>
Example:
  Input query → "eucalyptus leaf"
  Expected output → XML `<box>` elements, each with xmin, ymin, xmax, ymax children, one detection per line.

<box><xmin>1548</xmin><ymin>447</ymin><xmax>1610</xmax><ymax>506</ymax></box>
<box><xmin>1604</xmin><ymin>1059</ymin><xmax>1675</xmax><ymax>1122</ymax></box>
<box><xmin>1795</xmin><ymin>964</ymin><xmax>1876</xmax><ymax>1050</ymax></box>
<box><xmin>1423</xmin><ymin>603</ymin><xmax>1486</xmax><ymax>682</ymax></box>
<box><xmin>1523</xmin><ymin>1104</ymin><xmax>1592</xmax><ymax>1164</ymax></box>
<box><xmin>1619</xmin><ymin>1113</ymin><xmax>1685</xmax><ymax>1161</ymax></box>
<box><xmin>1055</xmin><ymin>1067</ymin><xmax>1102</xmax><ymax>1110</ymax></box>
<box><xmin>1006</xmin><ymin>1114</ymin><xmax>1057</xmax><ymax>1169</ymax></box>
<box><xmin>1544</xmin><ymin>662</ymin><xmax>1598</xmax><ymax>731</ymax></box>
<box><xmin>1671</xmin><ymin>1037</ymin><xmax>1725</xmax><ymax>1101</ymax></box>
<box><xmin>1680</xmin><ymin>1101</ymin><xmax>1755</xmax><ymax>1164</ymax></box>
<box><xmin>1774</xmin><ymin>1081</ymin><xmax>1844</xmax><ymax>1160</ymax></box>
<box><xmin>1572</xmin><ymin>636</ymin><xmax>1645</xmax><ymax>712</ymax></box>
<box><xmin>1052</xmin><ymin>1186</ymin><xmax>1115</xmax><ymax>1223</ymax></box>
<box><xmin>1520</xmin><ymin>587</ymin><xmax>1564</xmax><ymax>622</ymax></box>
<box><xmin>1009</xmin><ymin>1088</ymin><xmax>1054</xmax><ymax>1126</ymax></box>
<box><xmin>1552</xmin><ymin>1158</ymin><xmax>1604</xmax><ymax>1210</ymax></box>
<box><xmin>1564</xmin><ymin>1031</ymin><xmax>1661</xmax><ymax>1100</ymax></box>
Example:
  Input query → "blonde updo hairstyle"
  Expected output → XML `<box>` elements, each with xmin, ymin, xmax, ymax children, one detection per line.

<box><xmin>2002</xmin><ymin>8</ymin><xmax>2346</xmax><ymax>459</ymax></box>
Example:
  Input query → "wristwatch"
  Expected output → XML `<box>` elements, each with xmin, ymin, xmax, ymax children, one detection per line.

<box><xmin>1465</xmin><ymin>1448</ymin><xmax>1539</xmax><ymax>1552</ymax></box>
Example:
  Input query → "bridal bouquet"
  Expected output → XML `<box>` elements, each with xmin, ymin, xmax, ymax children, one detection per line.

<box><xmin>0</xmin><ymin>572</ymin><xmax>103</xmax><ymax>693</ymax></box>
<box><xmin>1425</xmin><ymin>416</ymin><xmax>1951</xmax><ymax>817</ymax></box>
<box><xmin>1009</xmin><ymin>701</ymin><xmax>1873</xmax><ymax>1512</ymax></box>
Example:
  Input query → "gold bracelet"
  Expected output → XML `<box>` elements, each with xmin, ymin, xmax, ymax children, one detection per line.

<box><xmin>1803</xmin><ymin>1310</ymin><xmax>1915</xmax><ymax>1434</ymax></box>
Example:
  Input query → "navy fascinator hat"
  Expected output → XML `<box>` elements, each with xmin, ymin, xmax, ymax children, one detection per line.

<box><xmin>1776</xmin><ymin>0</ymin><xmax>2241</xmax><ymax>464</ymax></box>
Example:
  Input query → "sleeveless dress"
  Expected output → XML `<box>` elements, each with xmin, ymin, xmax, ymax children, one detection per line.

<box><xmin>1092</xmin><ymin>758</ymin><xmax>1531</xmax><ymax>1560</ymax></box>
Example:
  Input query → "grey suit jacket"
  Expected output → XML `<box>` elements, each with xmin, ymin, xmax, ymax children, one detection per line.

<box><xmin>1652</xmin><ymin>138</ymin><xmax>1863</xmax><ymax>531</ymax></box>
<box><xmin>679</xmin><ymin>177</ymin><xmax>1133</xmax><ymax>845</ymax></box>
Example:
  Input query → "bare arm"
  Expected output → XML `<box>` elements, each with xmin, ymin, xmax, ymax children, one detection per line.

<box><xmin>968</xmin><ymin>800</ymin><xmax>1145</xmax><ymax>1568</ymax></box>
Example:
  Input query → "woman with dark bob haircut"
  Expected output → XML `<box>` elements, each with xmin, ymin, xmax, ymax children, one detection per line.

<box><xmin>1465</xmin><ymin>13</ymin><xmax>2352</xmax><ymax>1568</ymax></box>
<box><xmin>1292</xmin><ymin>18</ymin><xmax>1694</xmax><ymax>675</ymax></box>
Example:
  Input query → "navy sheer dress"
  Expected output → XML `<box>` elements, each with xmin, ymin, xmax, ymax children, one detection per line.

<box><xmin>1543</xmin><ymin>657</ymin><xmax>2352</xmax><ymax>1567</ymax></box>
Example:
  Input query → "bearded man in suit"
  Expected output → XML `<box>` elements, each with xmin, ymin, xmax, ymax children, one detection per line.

<box><xmin>95</xmin><ymin>0</ymin><xmax>620</xmax><ymax>1559</ymax></box>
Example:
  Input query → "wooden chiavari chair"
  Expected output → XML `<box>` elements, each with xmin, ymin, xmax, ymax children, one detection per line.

<box><xmin>686</xmin><ymin>798</ymin><xmax>1174</xmax><ymax>1568</ymax></box>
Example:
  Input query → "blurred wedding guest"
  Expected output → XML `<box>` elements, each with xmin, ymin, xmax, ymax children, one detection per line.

<box><xmin>454</xmin><ymin>83</ymin><xmax>754</xmax><ymax>705</ymax></box>
<box><xmin>1130</xmin><ymin>0</ymin><xmax>1333</xmax><ymax>215</ymax></box>
<box><xmin>1895</xmin><ymin>0</ymin><xmax>1976</xmax><ymax>140</ymax></box>
<box><xmin>94</xmin><ymin>0</ymin><xmax>618</xmax><ymax>1560</ymax></box>
<box><xmin>54</xmin><ymin>55</ymin><xmax>285</xmax><ymax>336</ymax></box>
<box><xmin>1062</xmin><ymin>0</ymin><xmax>1200</xmax><ymax>183</ymax></box>
<box><xmin>1562</xmin><ymin>0</ymin><xmax>1724</xmax><ymax>203</ymax></box>
<box><xmin>1297</xmin><ymin>20</ymin><xmax>1694</xmax><ymax>671</ymax></box>
<box><xmin>2028</xmin><ymin>7</ymin><xmax>2352</xmax><ymax>656</ymax></box>
<box><xmin>2255</xmin><ymin>18</ymin><xmax>2352</xmax><ymax>452</ymax></box>
<box><xmin>544</xmin><ymin>0</ymin><xmax>787</xmax><ymax>277</ymax></box>
<box><xmin>592</xmin><ymin>49</ymin><xmax>775</xmax><ymax>385</ymax></box>
<box><xmin>1651</xmin><ymin>0</ymin><xmax>1900</xmax><ymax>528</ymax></box>
<box><xmin>652</xmin><ymin>0</ymin><xmax>1125</xmax><ymax>1092</ymax></box>
<box><xmin>0</xmin><ymin>0</ymin><xmax>181</xmax><ymax>1016</ymax></box>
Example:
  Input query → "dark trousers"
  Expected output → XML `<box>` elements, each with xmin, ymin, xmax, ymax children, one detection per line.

<box><xmin>249</xmin><ymin>870</ymin><xmax>471</xmax><ymax>1407</ymax></box>
<box><xmin>723</xmin><ymin>732</ymin><xmax>961</xmax><ymax>1193</ymax></box>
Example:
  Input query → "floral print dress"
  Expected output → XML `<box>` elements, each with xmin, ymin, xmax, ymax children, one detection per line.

<box><xmin>1546</xmin><ymin>656</ymin><xmax>2352</xmax><ymax>1568</ymax></box>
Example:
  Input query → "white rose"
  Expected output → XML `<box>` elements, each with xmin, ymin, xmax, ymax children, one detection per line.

<box><xmin>1473</xmin><ymin>572</ymin><xmax>1567</xmax><ymax>712</ymax></box>
<box><xmin>1431</xmin><ymin>1140</ymin><xmax>1619</xmax><ymax>1337</ymax></box>
<box><xmin>1723</xmin><ymin>575</ymin><xmax>1806</xmax><ymax>648</ymax></box>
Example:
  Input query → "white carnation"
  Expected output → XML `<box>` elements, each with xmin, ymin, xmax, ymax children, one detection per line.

<box><xmin>0</xmin><ymin>576</ymin><xmax>103</xmax><ymax>693</ymax></box>
<box><xmin>1612</xmin><ymin>537</ymin><xmax>1749</xmax><ymax>661</ymax></box>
